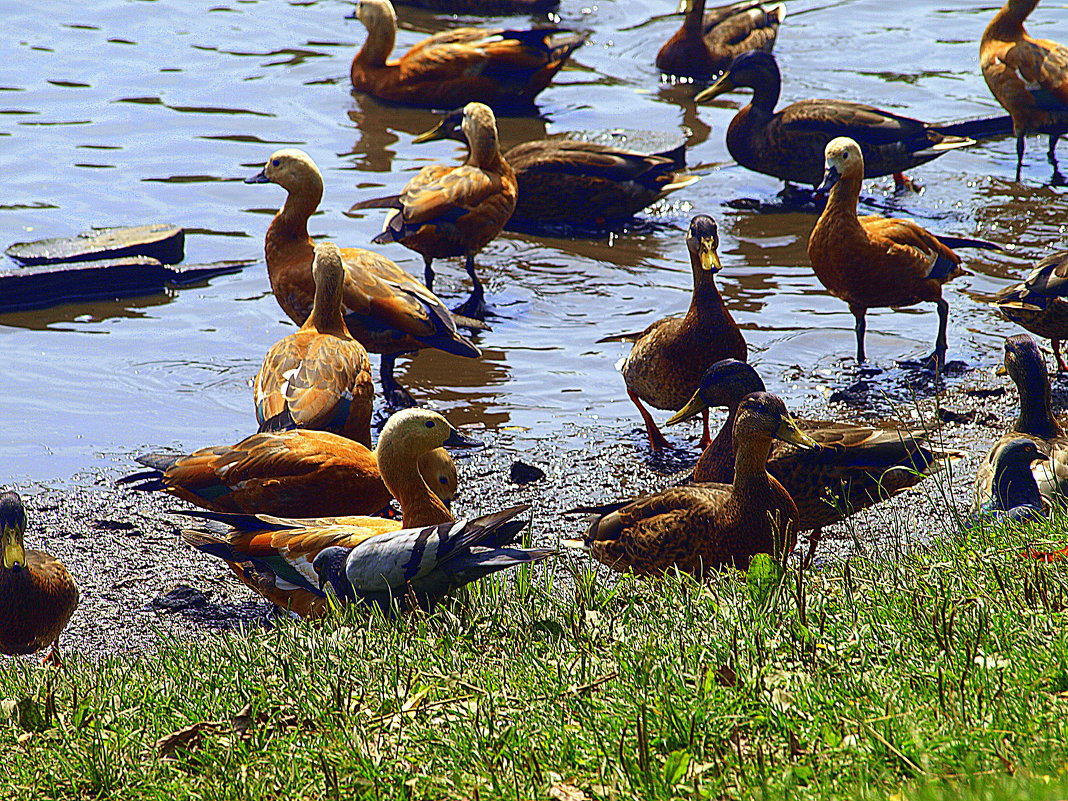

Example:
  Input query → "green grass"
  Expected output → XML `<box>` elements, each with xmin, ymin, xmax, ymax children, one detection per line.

<box><xmin>7</xmin><ymin>509</ymin><xmax>1068</xmax><ymax>800</ymax></box>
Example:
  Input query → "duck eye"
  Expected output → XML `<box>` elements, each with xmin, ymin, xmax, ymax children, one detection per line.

<box><xmin>271</xmin><ymin>159</ymin><xmax>280</xmax><ymax>167</ymax></box>
<box><xmin>439</xmin><ymin>476</ymin><xmax>448</xmax><ymax>485</ymax></box>
<box><xmin>425</xmin><ymin>420</ymin><xmax>435</xmax><ymax>428</ymax></box>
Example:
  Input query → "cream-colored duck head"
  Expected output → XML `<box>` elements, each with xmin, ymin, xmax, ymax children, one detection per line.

<box><xmin>354</xmin><ymin>0</ymin><xmax>397</xmax><ymax>63</ymax></box>
<box><xmin>377</xmin><ymin>408</ymin><xmax>477</xmax><ymax>461</ymax></box>
<box><xmin>817</xmin><ymin>136</ymin><xmax>864</xmax><ymax>193</ymax></box>
<box><xmin>245</xmin><ymin>148</ymin><xmax>324</xmax><ymax>197</ymax></box>
<box><xmin>460</xmin><ymin>103</ymin><xmax>501</xmax><ymax>165</ymax></box>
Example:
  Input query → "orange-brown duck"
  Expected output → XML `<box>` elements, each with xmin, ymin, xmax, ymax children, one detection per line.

<box><xmin>349</xmin><ymin>0</ymin><xmax>585</xmax><ymax>109</ymax></box>
<box><xmin>120</xmin><ymin>409</ymin><xmax>465</xmax><ymax>520</ymax></box>
<box><xmin>975</xmin><ymin>334</ymin><xmax>1068</xmax><ymax>507</ymax></box>
<box><xmin>980</xmin><ymin>0</ymin><xmax>1068</xmax><ymax>181</ymax></box>
<box><xmin>351</xmin><ymin>103</ymin><xmax>517</xmax><ymax>319</ymax></box>
<box><xmin>255</xmin><ymin>242</ymin><xmax>374</xmax><ymax>446</ymax></box>
<box><xmin>694</xmin><ymin>51</ymin><xmax>975</xmax><ymax>191</ymax></box>
<box><xmin>656</xmin><ymin>0</ymin><xmax>785</xmax><ymax>81</ymax></box>
<box><xmin>414</xmin><ymin>107</ymin><xmax>699</xmax><ymax>229</ymax></box>
<box><xmin>667</xmin><ymin>359</ymin><xmax>963</xmax><ymax>563</ymax></box>
<box><xmin>0</xmin><ymin>492</ymin><xmax>78</xmax><ymax>665</ymax></box>
<box><xmin>620</xmin><ymin>214</ymin><xmax>747</xmax><ymax>450</ymax></box>
<box><xmin>807</xmin><ymin>137</ymin><xmax>998</xmax><ymax>368</ymax></box>
<box><xmin>395</xmin><ymin>0</ymin><xmax>558</xmax><ymax>10</ymax></box>
<box><xmin>245</xmin><ymin>148</ymin><xmax>481</xmax><ymax>408</ymax></box>
<box><xmin>572</xmin><ymin>392</ymin><xmax>814</xmax><ymax>576</ymax></box>
<box><xmin>994</xmin><ymin>251</ymin><xmax>1068</xmax><ymax>371</ymax></box>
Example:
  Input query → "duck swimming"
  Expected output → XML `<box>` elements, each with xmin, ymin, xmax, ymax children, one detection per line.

<box><xmin>656</xmin><ymin>0</ymin><xmax>785</xmax><ymax>81</ymax></box>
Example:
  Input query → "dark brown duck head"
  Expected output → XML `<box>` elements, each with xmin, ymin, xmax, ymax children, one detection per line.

<box><xmin>0</xmin><ymin>491</ymin><xmax>27</xmax><ymax>573</ymax></box>
<box><xmin>667</xmin><ymin>359</ymin><xmax>764</xmax><ymax>426</ymax></box>
<box><xmin>414</xmin><ymin>107</ymin><xmax>467</xmax><ymax>146</ymax></box>
<box><xmin>1004</xmin><ymin>333</ymin><xmax>1061</xmax><ymax>438</ymax></box>
<box><xmin>694</xmin><ymin>51</ymin><xmax>781</xmax><ymax>112</ymax></box>
<box><xmin>733</xmin><ymin>392</ymin><xmax>815</xmax><ymax>451</ymax></box>
<box><xmin>687</xmin><ymin>214</ymin><xmax>723</xmax><ymax>277</ymax></box>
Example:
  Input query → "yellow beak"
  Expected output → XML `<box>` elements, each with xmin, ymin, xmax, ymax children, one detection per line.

<box><xmin>2</xmin><ymin>527</ymin><xmax>25</xmax><ymax>570</ymax></box>
<box><xmin>774</xmin><ymin>416</ymin><xmax>817</xmax><ymax>450</ymax></box>
<box><xmin>677</xmin><ymin>0</ymin><xmax>694</xmax><ymax>12</ymax></box>
<box><xmin>666</xmin><ymin>391</ymin><xmax>708</xmax><ymax>426</ymax></box>
<box><xmin>694</xmin><ymin>73</ymin><xmax>736</xmax><ymax>103</ymax></box>
<box><xmin>413</xmin><ymin>121</ymin><xmax>448</xmax><ymax>144</ymax></box>
<box><xmin>699</xmin><ymin>243</ymin><xmax>722</xmax><ymax>273</ymax></box>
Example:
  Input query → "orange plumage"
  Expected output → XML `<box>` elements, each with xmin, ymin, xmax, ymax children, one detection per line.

<box><xmin>349</xmin><ymin>0</ymin><xmax>585</xmax><ymax>109</ymax></box>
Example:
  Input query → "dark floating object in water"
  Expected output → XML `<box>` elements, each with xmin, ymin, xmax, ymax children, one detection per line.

<box><xmin>509</xmin><ymin>460</ymin><xmax>545</xmax><ymax>485</ymax></box>
<box><xmin>0</xmin><ymin>256</ymin><xmax>249</xmax><ymax>313</ymax></box>
<box><xmin>6</xmin><ymin>223</ymin><xmax>185</xmax><ymax>267</ymax></box>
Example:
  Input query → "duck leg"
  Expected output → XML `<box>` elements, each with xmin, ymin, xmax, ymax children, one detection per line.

<box><xmin>1016</xmin><ymin>134</ymin><xmax>1026</xmax><ymax>182</ymax></box>
<box><xmin>930</xmin><ymin>297</ymin><xmax>950</xmax><ymax>368</ymax></box>
<box><xmin>802</xmin><ymin>528</ymin><xmax>822</xmax><ymax>570</ymax></box>
<box><xmin>1055</xmin><ymin>338</ymin><xmax>1068</xmax><ymax>373</ymax></box>
<box><xmin>849</xmin><ymin>304</ymin><xmax>867</xmax><ymax>364</ymax></box>
<box><xmin>628</xmin><ymin>390</ymin><xmax>671</xmax><ymax>451</ymax></box>
<box><xmin>892</xmin><ymin>172</ymin><xmax>922</xmax><ymax>192</ymax></box>
<box><xmin>699</xmin><ymin>408</ymin><xmax>711</xmax><ymax>449</ymax></box>
<box><xmin>452</xmin><ymin>254</ymin><xmax>488</xmax><ymax>320</ymax></box>
<box><xmin>39</xmin><ymin>642</ymin><xmax>63</xmax><ymax>668</ymax></box>
<box><xmin>423</xmin><ymin>256</ymin><xmax>436</xmax><ymax>292</ymax></box>
<box><xmin>1048</xmin><ymin>134</ymin><xmax>1065</xmax><ymax>185</ymax></box>
<box><xmin>380</xmin><ymin>353</ymin><xmax>417</xmax><ymax>410</ymax></box>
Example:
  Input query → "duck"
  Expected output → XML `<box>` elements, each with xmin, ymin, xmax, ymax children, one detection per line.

<box><xmin>975</xmin><ymin>334</ymin><xmax>1068</xmax><ymax>507</ymax></box>
<box><xmin>570</xmin><ymin>392</ymin><xmax>815</xmax><ymax>576</ymax></box>
<box><xmin>395</xmin><ymin>0</ymin><xmax>557</xmax><ymax>10</ymax></box>
<box><xmin>350</xmin><ymin>103</ymin><xmax>518</xmax><ymax>319</ymax></box>
<box><xmin>349</xmin><ymin>0</ymin><xmax>586</xmax><ymax>109</ymax></box>
<box><xmin>255</xmin><ymin>242</ymin><xmax>374</xmax><ymax>446</ymax></box>
<box><xmin>980</xmin><ymin>0</ymin><xmax>1068</xmax><ymax>181</ymax></box>
<box><xmin>119</xmin><ymin>409</ymin><xmax>467</xmax><ymax>521</ymax></box>
<box><xmin>414</xmin><ymin>106</ymin><xmax>699</xmax><ymax>229</ymax></box>
<box><xmin>619</xmin><ymin>214</ymin><xmax>747</xmax><ymax>450</ymax></box>
<box><xmin>0</xmin><ymin>492</ymin><xmax>79</xmax><ymax>665</ymax></box>
<box><xmin>245</xmin><ymin>148</ymin><xmax>482</xmax><ymax>409</ymax></box>
<box><xmin>656</xmin><ymin>0</ymin><xmax>785</xmax><ymax>81</ymax></box>
<box><xmin>807</xmin><ymin>137</ymin><xmax>1001</xmax><ymax>369</ymax></box>
<box><xmin>183</xmin><ymin>504</ymin><xmax>552</xmax><ymax>616</ymax></box>
<box><xmin>974</xmin><ymin>437</ymin><xmax>1049</xmax><ymax>524</ymax></box>
<box><xmin>666</xmin><ymin>359</ymin><xmax>964</xmax><ymax>563</ymax></box>
<box><xmin>694</xmin><ymin>51</ymin><xmax>975</xmax><ymax>191</ymax></box>
<box><xmin>994</xmin><ymin>250</ymin><xmax>1068</xmax><ymax>372</ymax></box>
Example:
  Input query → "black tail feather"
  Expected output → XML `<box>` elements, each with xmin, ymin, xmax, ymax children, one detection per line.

<box><xmin>935</xmin><ymin>235</ymin><xmax>1004</xmax><ymax>252</ymax></box>
<box><xmin>931</xmin><ymin>114</ymin><xmax>1015</xmax><ymax>140</ymax></box>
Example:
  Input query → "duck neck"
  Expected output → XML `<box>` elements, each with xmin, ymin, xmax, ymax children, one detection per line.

<box><xmin>749</xmin><ymin>68</ymin><xmax>781</xmax><ymax>116</ymax></box>
<box><xmin>377</xmin><ymin>442</ymin><xmax>453</xmax><ymax>528</ymax></box>
<box><xmin>696</xmin><ymin>404</ymin><xmax>737</xmax><ymax>483</ymax></box>
<box><xmin>732</xmin><ymin>431</ymin><xmax>773</xmax><ymax>492</ymax></box>
<box><xmin>688</xmin><ymin>265</ymin><xmax>731</xmax><ymax>327</ymax></box>
<box><xmin>993</xmin><ymin>462</ymin><xmax>1042</xmax><ymax>511</ymax></box>
<box><xmin>1016</xmin><ymin>378</ymin><xmax>1061</xmax><ymax>439</ymax></box>
<box><xmin>825</xmin><ymin>169</ymin><xmax>863</xmax><ymax>222</ymax></box>
<box><xmin>988</xmin><ymin>0</ymin><xmax>1036</xmax><ymax>36</ymax></box>
<box><xmin>307</xmin><ymin>269</ymin><xmax>348</xmax><ymax>335</ymax></box>
<box><xmin>356</xmin><ymin>13</ymin><xmax>395</xmax><ymax>66</ymax></box>
<box><xmin>271</xmin><ymin>176</ymin><xmax>322</xmax><ymax>241</ymax></box>
<box><xmin>683</xmin><ymin>0</ymin><xmax>706</xmax><ymax>31</ymax></box>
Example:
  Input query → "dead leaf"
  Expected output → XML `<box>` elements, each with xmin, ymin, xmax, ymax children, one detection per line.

<box><xmin>155</xmin><ymin>721</ymin><xmax>224</xmax><ymax>759</ymax></box>
<box><xmin>548</xmin><ymin>782</ymin><xmax>588</xmax><ymax>801</ymax></box>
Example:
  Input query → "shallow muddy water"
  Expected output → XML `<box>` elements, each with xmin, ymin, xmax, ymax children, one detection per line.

<box><xmin>2</xmin><ymin>0</ymin><xmax>1067</xmax><ymax>483</ymax></box>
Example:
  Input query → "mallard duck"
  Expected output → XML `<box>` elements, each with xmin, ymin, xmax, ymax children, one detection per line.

<box><xmin>694</xmin><ymin>51</ymin><xmax>975</xmax><ymax>191</ymax></box>
<box><xmin>349</xmin><ymin>0</ymin><xmax>586</xmax><ymax>109</ymax></box>
<box><xmin>414</xmin><ymin>107</ymin><xmax>699</xmax><ymax>228</ymax></box>
<box><xmin>183</xmin><ymin>503</ymin><xmax>552</xmax><ymax>615</ymax></box>
<box><xmin>0</xmin><ymin>492</ymin><xmax>78</xmax><ymax>665</ymax></box>
<box><xmin>619</xmin><ymin>214</ymin><xmax>747</xmax><ymax>450</ymax></box>
<box><xmin>656</xmin><ymin>0</ymin><xmax>785</xmax><ymax>81</ymax></box>
<box><xmin>994</xmin><ymin>250</ymin><xmax>1068</xmax><ymax>371</ymax></box>
<box><xmin>976</xmin><ymin>334</ymin><xmax>1068</xmax><ymax>507</ymax></box>
<box><xmin>571</xmin><ymin>392</ymin><xmax>815</xmax><ymax>576</ymax></box>
<box><xmin>980</xmin><ymin>0</ymin><xmax>1068</xmax><ymax>181</ymax></box>
<box><xmin>255</xmin><ymin>242</ymin><xmax>374</xmax><ymax>446</ymax></box>
<box><xmin>245</xmin><ymin>148</ymin><xmax>482</xmax><ymax>409</ymax></box>
<box><xmin>974</xmin><ymin>437</ymin><xmax>1048</xmax><ymax>523</ymax></box>
<box><xmin>666</xmin><ymin>359</ymin><xmax>963</xmax><ymax>562</ymax></box>
<box><xmin>807</xmin><ymin>137</ymin><xmax>1001</xmax><ymax>368</ymax></box>
<box><xmin>120</xmin><ymin>409</ymin><xmax>466</xmax><ymax>520</ymax></box>
<box><xmin>350</xmin><ymin>103</ymin><xmax>517</xmax><ymax>319</ymax></box>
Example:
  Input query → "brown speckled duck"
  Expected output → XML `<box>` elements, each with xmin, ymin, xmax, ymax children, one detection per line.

<box><xmin>255</xmin><ymin>242</ymin><xmax>375</xmax><ymax>446</ymax></box>
<box><xmin>572</xmin><ymin>392</ymin><xmax>814</xmax><ymax>576</ymax></box>
<box><xmin>620</xmin><ymin>214</ymin><xmax>747</xmax><ymax>450</ymax></box>
<box><xmin>667</xmin><ymin>359</ymin><xmax>963</xmax><ymax>563</ymax></box>
<box><xmin>351</xmin><ymin>103</ymin><xmax>517</xmax><ymax>320</ymax></box>
<box><xmin>976</xmin><ymin>334</ymin><xmax>1068</xmax><ymax>507</ymax></box>
<box><xmin>994</xmin><ymin>251</ymin><xmax>1068</xmax><ymax>371</ymax></box>
<box><xmin>0</xmin><ymin>492</ymin><xmax>78</xmax><ymax>665</ymax></box>
<box><xmin>656</xmin><ymin>0</ymin><xmax>785</xmax><ymax>81</ymax></box>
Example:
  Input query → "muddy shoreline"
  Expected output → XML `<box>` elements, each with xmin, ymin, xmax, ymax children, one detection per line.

<box><xmin>10</xmin><ymin>353</ymin><xmax>1055</xmax><ymax>661</ymax></box>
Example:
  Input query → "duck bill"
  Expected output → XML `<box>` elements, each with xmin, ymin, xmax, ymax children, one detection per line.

<box><xmin>694</xmin><ymin>74</ymin><xmax>735</xmax><ymax>103</ymax></box>
<box><xmin>244</xmin><ymin>168</ymin><xmax>269</xmax><ymax>184</ymax></box>
<box><xmin>1032</xmin><ymin>453</ymin><xmax>1051</xmax><ymax>464</ymax></box>
<box><xmin>677</xmin><ymin>0</ymin><xmax>694</xmax><ymax>12</ymax></box>
<box><xmin>698</xmin><ymin>243</ymin><xmax>722</xmax><ymax>273</ymax></box>
<box><xmin>1</xmin><ymin>529</ymin><xmax>25</xmax><ymax>571</ymax></box>
<box><xmin>413</xmin><ymin>120</ymin><xmax>450</xmax><ymax>144</ymax></box>
<box><xmin>666</xmin><ymin>392</ymin><xmax>708</xmax><ymax>426</ymax></box>
<box><xmin>774</xmin><ymin>417</ymin><xmax>817</xmax><ymax>450</ymax></box>
<box><xmin>443</xmin><ymin>428</ymin><xmax>483</xmax><ymax>449</ymax></box>
<box><xmin>816</xmin><ymin>165</ymin><xmax>840</xmax><ymax>193</ymax></box>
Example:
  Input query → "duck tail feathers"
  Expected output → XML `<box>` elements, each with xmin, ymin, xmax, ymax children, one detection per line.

<box><xmin>934</xmin><ymin>234</ymin><xmax>1003</xmax><ymax>252</ymax></box>
<box><xmin>931</xmin><ymin>114</ymin><xmax>1015</xmax><ymax>140</ymax></box>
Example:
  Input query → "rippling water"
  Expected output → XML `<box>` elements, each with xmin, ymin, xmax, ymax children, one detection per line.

<box><xmin>2</xmin><ymin>0</ymin><xmax>1067</xmax><ymax>482</ymax></box>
